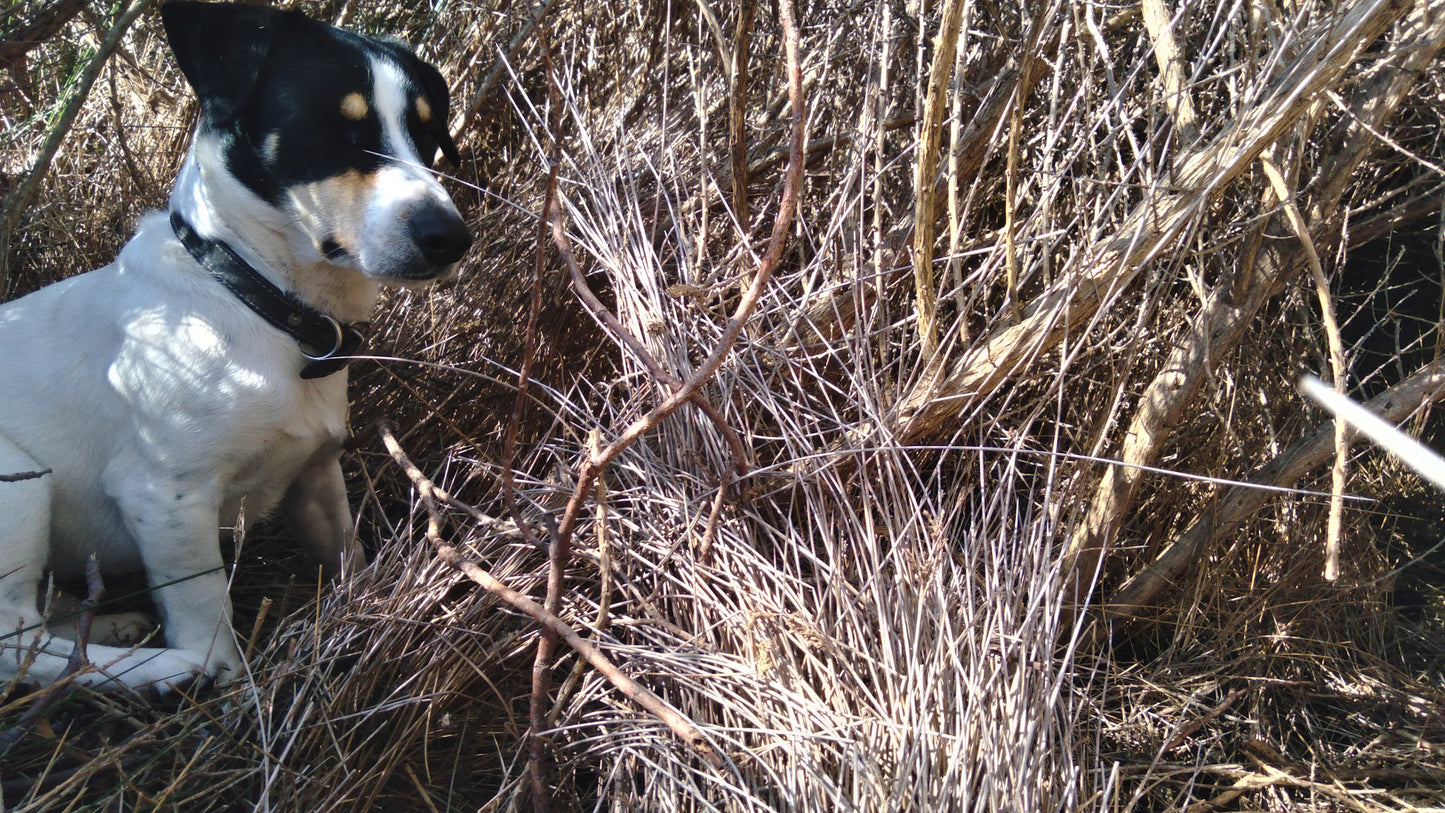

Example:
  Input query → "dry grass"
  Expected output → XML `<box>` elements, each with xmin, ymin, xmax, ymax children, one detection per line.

<box><xmin>3</xmin><ymin>0</ymin><xmax>1445</xmax><ymax>810</ymax></box>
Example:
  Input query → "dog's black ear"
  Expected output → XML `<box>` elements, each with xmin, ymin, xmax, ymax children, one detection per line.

<box><xmin>161</xmin><ymin>1</ymin><xmax>293</xmax><ymax>124</ymax></box>
<box><xmin>437</xmin><ymin>130</ymin><xmax>461</xmax><ymax>167</ymax></box>
<box><xmin>415</xmin><ymin>61</ymin><xmax>462</xmax><ymax>165</ymax></box>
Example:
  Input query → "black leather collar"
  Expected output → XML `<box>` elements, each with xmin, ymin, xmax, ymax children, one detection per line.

<box><xmin>169</xmin><ymin>211</ymin><xmax>364</xmax><ymax>379</ymax></box>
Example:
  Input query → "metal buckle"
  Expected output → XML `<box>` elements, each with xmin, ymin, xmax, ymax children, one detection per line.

<box><xmin>302</xmin><ymin>315</ymin><xmax>346</xmax><ymax>361</ymax></box>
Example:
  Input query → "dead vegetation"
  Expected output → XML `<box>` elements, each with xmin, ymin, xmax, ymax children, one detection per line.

<box><xmin>3</xmin><ymin>0</ymin><xmax>1445</xmax><ymax>809</ymax></box>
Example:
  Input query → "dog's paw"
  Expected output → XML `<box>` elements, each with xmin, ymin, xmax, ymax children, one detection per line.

<box><xmin>156</xmin><ymin>643</ymin><xmax>245</xmax><ymax>695</ymax></box>
<box><xmin>79</xmin><ymin>640</ymin><xmax>244</xmax><ymax>695</ymax></box>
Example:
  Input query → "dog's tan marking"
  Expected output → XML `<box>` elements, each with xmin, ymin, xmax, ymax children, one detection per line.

<box><xmin>341</xmin><ymin>92</ymin><xmax>369</xmax><ymax>120</ymax></box>
<box><xmin>289</xmin><ymin>169</ymin><xmax>380</xmax><ymax>259</ymax></box>
<box><xmin>415</xmin><ymin>95</ymin><xmax>432</xmax><ymax>123</ymax></box>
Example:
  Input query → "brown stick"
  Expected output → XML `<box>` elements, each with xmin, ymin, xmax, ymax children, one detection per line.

<box><xmin>376</xmin><ymin>423</ymin><xmax>723</xmax><ymax>767</ymax></box>
<box><xmin>729</xmin><ymin>0</ymin><xmax>757</xmax><ymax>236</ymax></box>
<box><xmin>501</xmin><ymin>77</ymin><xmax>560</xmax><ymax>558</ymax></box>
<box><xmin>550</xmin><ymin>203</ymin><xmax>751</xmax><ymax>475</ymax></box>
<box><xmin>521</xmin><ymin>36</ymin><xmax>565</xmax><ymax>810</ymax></box>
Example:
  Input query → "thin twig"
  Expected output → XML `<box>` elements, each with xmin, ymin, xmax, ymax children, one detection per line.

<box><xmin>1002</xmin><ymin>3</ymin><xmax>1052</xmax><ymax>326</ymax></box>
<box><xmin>0</xmin><ymin>556</ymin><xmax>104</xmax><ymax>756</ymax></box>
<box><xmin>501</xmin><ymin>36</ymin><xmax>561</xmax><ymax>559</ymax></box>
<box><xmin>524</xmin><ymin>33</ymin><xmax>565</xmax><ymax>810</ymax></box>
<box><xmin>729</xmin><ymin>0</ymin><xmax>757</xmax><ymax>238</ymax></box>
<box><xmin>551</xmin><ymin>195</ymin><xmax>751</xmax><ymax>475</ymax></box>
<box><xmin>542</xmin><ymin>0</ymin><xmax>804</xmax><ymax>579</ymax></box>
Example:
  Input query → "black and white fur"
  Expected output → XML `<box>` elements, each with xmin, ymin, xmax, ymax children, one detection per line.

<box><xmin>0</xmin><ymin>1</ymin><xmax>471</xmax><ymax>692</ymax></box>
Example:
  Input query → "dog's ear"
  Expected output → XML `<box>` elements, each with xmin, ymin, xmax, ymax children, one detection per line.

<box><xmin>437</xmin><ymin>130</ymin><xmax>462</xmax><ymax>167</ymax></box>
<box><xmin>414</xmin><ymin>61</ymin><xmax>462</xmax><ymax>166</ymax></box>
<box><xmin>161</xmin><ymin>1</ymin><xmax>294</xmax><ymax>125</ymax></box>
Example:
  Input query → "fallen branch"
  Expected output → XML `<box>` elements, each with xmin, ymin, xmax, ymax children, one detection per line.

<box><xmin>376</xmin><ymin>422</ymin><xmax>723</xmax><ymax>770</ymax></box>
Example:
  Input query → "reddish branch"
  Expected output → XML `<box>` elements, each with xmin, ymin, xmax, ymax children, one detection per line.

<box><xmin>512</xmin><ymin>40</ymin><xmax>564</xmax><ymax>807</ymax></box>
<box><xmin>518</xmin><ymin>0</ymin><xmax>805</xmax><ymax>804</ymax></box>
<box><xmin>376</xmin><ymin>424</ymin><xmax>722</xmax><ymax>769</ymax></box>
<box><xmin>501</xmin><ymin>34</ymin><xmax>562</xmax><ymax>564</ymax></box>
<box><xmin>539</xmin><ymin>0</ymin><xmax>804</xmax><ymax>651</ymax></box>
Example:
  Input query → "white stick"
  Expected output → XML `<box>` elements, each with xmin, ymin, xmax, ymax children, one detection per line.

<box><xmin>1299</xmin><ymin>374</ymin><xmax>1445</xmax><ymax>493</ymax></box>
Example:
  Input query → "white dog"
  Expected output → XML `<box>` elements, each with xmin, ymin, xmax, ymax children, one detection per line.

<box><xmin>0</xmin><ymin>1</ymin><xmax>471</xmax><ymax>691</ymax></box>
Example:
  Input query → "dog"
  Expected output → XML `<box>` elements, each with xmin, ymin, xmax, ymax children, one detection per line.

<box><xmin>0</xmin><ymin>1</ymin><xmax>471</xmax><ymax>692</ymax></box>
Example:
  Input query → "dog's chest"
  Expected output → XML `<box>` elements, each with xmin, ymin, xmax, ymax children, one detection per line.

<box><xmin>219</xmin><ymin>378</ymin><xmax>348</xmax><ymax>514</ymax></box>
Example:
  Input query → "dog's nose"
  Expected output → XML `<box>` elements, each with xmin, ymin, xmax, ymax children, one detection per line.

<box><xmin>409</xmin><ymin>206</ymin><xmax>473</xmax><ymax>266</ymax></box>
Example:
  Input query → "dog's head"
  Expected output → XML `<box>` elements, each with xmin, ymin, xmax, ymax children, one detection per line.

<box><xmin>161</xmin><ymin>1</ymin><xmax>472</xmax><ymax>283</ymax></box>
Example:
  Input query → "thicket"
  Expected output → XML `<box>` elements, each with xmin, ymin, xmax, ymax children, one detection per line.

<box><xmin>2</xmin><ymin>0</ymin><xmax>1444</xmax><ymax>810</ymax></box>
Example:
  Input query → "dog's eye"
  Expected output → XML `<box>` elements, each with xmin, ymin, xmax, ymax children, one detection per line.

<box><xmin>339</xmin><ymin>120</ymin><xmax>372</xmax><ymax>154</ymax></box>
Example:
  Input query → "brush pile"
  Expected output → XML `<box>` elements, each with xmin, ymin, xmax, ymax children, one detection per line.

<box><xmin>3</xmin><ymin>0</ymin><xmax>1445</xmax><ymax>809</ymax></box>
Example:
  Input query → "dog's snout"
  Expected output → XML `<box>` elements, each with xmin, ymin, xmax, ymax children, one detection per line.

<box><xmin>409</xmin><ymin>206</ymin><xmax>472</xmax><ymax>266</ymax></box>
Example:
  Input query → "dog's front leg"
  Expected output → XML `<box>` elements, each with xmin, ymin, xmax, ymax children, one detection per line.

<box><xmin>282</xmin><ymin>442</ymin><xmax>363</xmax><ymax>581</ymax></box>
<box><xmin>108</xmin><ymin>471</ymin><xmax>243</xmax><ymax>684</ymax></box>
